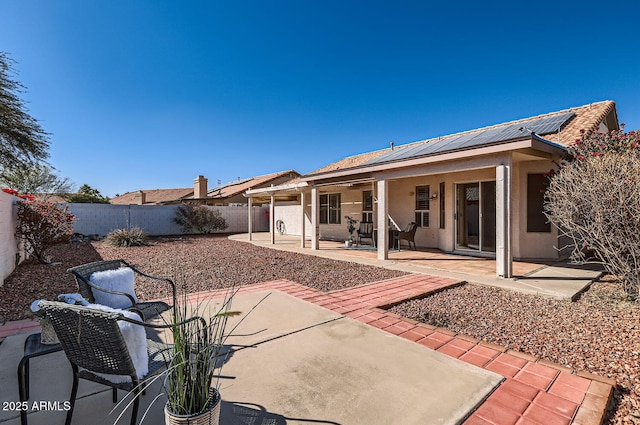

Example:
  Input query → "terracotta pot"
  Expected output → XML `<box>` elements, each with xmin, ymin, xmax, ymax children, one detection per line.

<box><xmin>164</xmin><ymin>388</ymin><xmax>221</xmax><ymax>425</ymax></box>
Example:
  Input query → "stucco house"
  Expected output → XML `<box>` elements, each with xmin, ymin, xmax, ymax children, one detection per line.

<box><xmin>245</xmin><ymin>100</ymin><xmax>619</xmax><ymax>278</ymax></box>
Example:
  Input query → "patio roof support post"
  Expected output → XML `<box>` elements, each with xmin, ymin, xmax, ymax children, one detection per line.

<box><xmin>270</xmin><ymin>194</ymin><xmax>275</xmax><ymax>245</ymax></box>
<box><xmin>496</xmin><ymin>163</ymin><xmax>513</xmax><ymax>278</ymax></box>
<box><xmin>300</xmin><ymin>191</ymin><xmax>306</xmax><ymax>248</ymax></box>
<box><xmin>311</xmin><ymin>186</ymin><xmax>319</xmax><ymax>250</ymax></box>
<box><xmin>377</xmin><ymin>179</ymin><xmax>389</xmax><ymax>260</ymax></box>
<box><xmin>248</xmin><ymin>196</ymin><xmax>253</xmax><ymax>241</ymax></box>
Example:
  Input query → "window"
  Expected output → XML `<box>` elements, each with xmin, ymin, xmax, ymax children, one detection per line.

<box><xmin>415</xmin><ymin>185</ymin><xmax>430</xmax><ymax>227</ymax></box>
<box><xmin>527</xmin><ymin>174</ymin><xmax>551</xmax><ymax>232</ymax></box>
<box><xmin>362</xmin><ymin>190</ymin><xmax>373</xmax><ymax>222</ymax></box>
<box><xmin>439</xmin><ymin>182</ymin><xmax>445</xmax><ymax>229</ymax></box>
<box><xmin>320</xmin><ymin>193</ymin><xmax>341</xmax><ymax>225</ymax></box>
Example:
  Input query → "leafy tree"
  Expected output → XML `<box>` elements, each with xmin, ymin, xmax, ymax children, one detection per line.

<box><xmin>545</xmin><ymin>127</ymin><xmax>640</xmax><ymax>298</ymax></box>
<box><xmin>68</xmin><ymin>184</ymin><xmax>110</xmax><ymax>203</ymax></box>
<box><xmin>15</xmin><ymin>199</ymin><xmax>75</xmax><ymax>264</ymax></box>
<box><xmin>0</xmin><ymin>163</ymin><xmax>74</xmax><ymax>197</ymax></box>
<box><xmin>174</xmin><ymin>204</ymin><xmax>228</xmax><ymax>234</ymax></box>
<box><xmin>0</xmin><ymin>52</ymin><xmax>50</xmax><ymax>173</ymax></box>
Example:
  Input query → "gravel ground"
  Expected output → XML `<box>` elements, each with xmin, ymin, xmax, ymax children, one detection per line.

<box><xmin>2</xmin><ymin>234</ymin><xmax>637</xmax><ymax>423</ymax></box>
<box><xmin>389</xmin><ymin>281</ymin><xmax>640</xmax><ymax>424</ymax></box>
<box><xmin>0</xmin><ymin>234</ymin><xmax>406</xmax><ymax>322</ymax></box>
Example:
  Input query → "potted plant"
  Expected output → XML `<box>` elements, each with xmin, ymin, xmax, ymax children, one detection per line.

<box><xmin>344</xmin><ymin>216</ymin><xmax>358</xmax><ymax>247</ymax></box>
<box><xmin>163</xmin><ymin>288</ymin><xmax>241</xmax><ymax>425</ymax></box>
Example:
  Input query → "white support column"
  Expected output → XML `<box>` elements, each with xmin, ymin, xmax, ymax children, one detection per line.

<box><xmin>311</xmin><ymin>186</ymin><xmax>320</xmax><ymax>250</ymax></box>
<box><xmin>270</xmin><ymin>194</ymin><xmax>275</xmax><ymax>245</ymax></box>
<box><xmin>496</xmin><ymin>164</ymin><xmax>513</xmax><ymax>278</ymax></box>
<box><xmin>247</xmin><ymin>197</ymin><xmax>253</xmax><ymax>241</ymax></box>
<box><xmin>377</xmin><ymin>179</ymin><xmax>389</xmax><ymax>260</ymax></box>
<box><xmin>300</xmin><ymin>191</ymin><xmax>306</xmax><ymax>248</ymax></box>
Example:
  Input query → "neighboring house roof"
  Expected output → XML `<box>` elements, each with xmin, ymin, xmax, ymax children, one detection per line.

<box><xmin>110</xmin><ymin>188</ymin><xmax>193</xmax><ymax>205</ymax></box>
<box><xmin>307</xmin><ymin>100</ymin><xmax>617</xmax><ymax>176</ymax></box>
<box><xmin>207</xmin><ymin>170</ymin><xmax>300</xmax><ymax>200</ymax></box>
<box><xmin>110</xmin><ymin>170</ymin><xmax>301</xmax><ymax>205</ymax></box>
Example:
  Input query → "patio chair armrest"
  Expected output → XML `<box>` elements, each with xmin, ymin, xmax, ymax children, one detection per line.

<box><xmin>120</xmin><ymin>259</ymin><xmax>177</xmax><ymax>306</ymax></box>
<box><xmin>84</xmin><ymin>281</ymin><xmax>137</xmax><ymax>308</ymax></box>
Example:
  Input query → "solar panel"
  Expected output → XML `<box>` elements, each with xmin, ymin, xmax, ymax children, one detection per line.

<box><xmin>363</xmin><ymin>111</ymin><xmax>575</xmax><ymax>166</ymax></box>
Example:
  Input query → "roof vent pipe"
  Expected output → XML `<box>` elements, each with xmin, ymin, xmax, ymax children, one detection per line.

<box><xmin>390</xmin><ymin>141</ymin><xmax>395</xmax><ymax>150</ymax></box>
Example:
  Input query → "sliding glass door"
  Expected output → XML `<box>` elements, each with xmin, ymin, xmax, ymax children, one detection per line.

<box><xmin>456</xmin><ymin>182</ymin><xmax>496</xmax><ymax>253</ymax></box>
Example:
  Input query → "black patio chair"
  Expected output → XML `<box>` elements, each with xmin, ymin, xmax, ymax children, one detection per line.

<box><xmin>68</xmin><ymin>259</ymin><xmax>176</xmax><ymax>321</ymax></box>
<box><xmin>357</xmin><ymin>221</ymin><xmax>375</xmax><ymax>246</ymax></box>
<box><xmin>38</xmin><ymin>300</ymin><xmax>205</xmax><ymax>425</ymax></box>
<box><xmin>397</xmin><ymin>222</ymin><xmax>418</xmax><ymax>251</ymax></box>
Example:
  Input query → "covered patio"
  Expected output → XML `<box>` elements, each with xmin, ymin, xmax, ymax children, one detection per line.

<box><xmin>229</xmin><ymin>233</ymin><xmax>602</xmax><ymax>300</ymax></box>
<box><xmin>244</xmin><ymin>101</ymin><xmax>618</xmax><ymax>281</ymax></box>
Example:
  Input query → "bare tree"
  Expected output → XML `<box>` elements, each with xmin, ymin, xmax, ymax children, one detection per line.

<box><xmin>545</xmin><ymin>128</ymin><xmax>640</xmax><ymax>298</ymax></box>
<box><xmin>0</xmin><ymin>163</ymin><xmax>74</xmax><ymax>197</ymax></box>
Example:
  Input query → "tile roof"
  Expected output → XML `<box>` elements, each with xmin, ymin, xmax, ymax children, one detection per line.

<box><xmin>208</xmin><ymin>170</ymin><xmax>300</xmax><ymax>199</ymax></box>
<box><xmin>110</xmin><ymin>188</ymin><xmax>193</xmax><ymax>205</ymax></box>
<box><xmin>307</xmin><ymin>100</ymin><xmax>617</xmax><ymax>176</ymax></box>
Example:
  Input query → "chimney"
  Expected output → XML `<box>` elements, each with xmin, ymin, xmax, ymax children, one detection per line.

<box><xmin>194</xmin><ymin>175</ymin><xmax>208</xmax><ymax>199</ymax></box>
<box><xmin>134</xmin><ymin>190</ymin><xmax>146</xmax><ymax>205</ymax></box>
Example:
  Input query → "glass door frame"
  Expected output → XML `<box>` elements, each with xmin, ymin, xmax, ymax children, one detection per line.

<box><xmin>455</xmin><ymin>180</ymin><xmax>496</xmax><ymax>254</ymax></box>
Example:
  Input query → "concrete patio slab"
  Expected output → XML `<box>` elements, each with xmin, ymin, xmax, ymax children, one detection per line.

<box><xmin>0</xmin><ymin>290</ymin><xmax>503</xmax><ymax>425</ymax></box>
<box><xmin>213</xmin><ymin>291</ymin><xmax>504</xmax><ymax>425</ymax></box>
<box><xmin>231</xmin><ymin>233</ymin><xmax>604</xmax><ymax>300</ymax></box>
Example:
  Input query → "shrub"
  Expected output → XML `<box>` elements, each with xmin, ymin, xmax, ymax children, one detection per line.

<box><xmin>174</xmin><ymin>204</ymin><xmax>228</xmax><ymax>234</ymax></box>
<box><xmin>545</xmin><ymin>128</ymin><xmax>640</xmax><ymax>298</ymax></box>
<box><xmin>104</xmin><ymin>227</ymin><xmax>149</xmax><ymax>247</ymax></box>
<box><xmin>15</xmin><ymin>199</ymin><xmax>75</xmax><ymax>264</ymax></box>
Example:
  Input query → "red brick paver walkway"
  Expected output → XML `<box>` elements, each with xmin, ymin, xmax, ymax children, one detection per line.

<box><xmin>2</xmin><ymin>274</ymin><xmax>613</xmax><ymax>424</ymax></box>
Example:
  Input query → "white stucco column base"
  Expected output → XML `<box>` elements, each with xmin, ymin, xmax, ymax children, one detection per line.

<box><xmin>247</xmin><ymin>197</ymin><xmax>253</xmax><ymax>241</ymax></box>
<box><xmin>496</xmin><ymin>164</ymin><xmax>513</xmax><ymax>278</ymax></box>
<box><xmin>300</xmin><ymin>191</ymin><xmax>306</xmax><ymax>248</ymax></box>
<box><xmin>377</xmin><ymin>179</ymin><xmax>389</xmax><ymax>260</ymax></box>
<box><xmin>270</xmin><ymin>194</ymin><xmax>275</xmax><ymax>245</ymax></box>
<box><xmin>311</xmin><ymin>186</ymin><xmax>319</xmax><ymax>250</ymax></box>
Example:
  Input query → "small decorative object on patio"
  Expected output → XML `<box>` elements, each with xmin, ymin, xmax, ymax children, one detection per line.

<box><xmin>30</xmin><ymin>294</ymin><xmax>89</xmax><ymax>344</ymax></box>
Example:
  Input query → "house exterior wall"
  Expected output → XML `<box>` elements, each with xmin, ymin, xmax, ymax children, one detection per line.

<box><xmin>512</xmin><ymin>160</ymin><xmax>564</xmax><ymax>260</ymax></box>
<box><xmin>272</xmin><ymin>201</ymin><xmax>311</xmax><ymax>236</ymax></box>
<box><xmin>0</xmin><ymin>191</ymin><xmax>27</xmax><ymax>286</ymax></box>
<box><xmin>286</xmin><ymin>159</ymin><xmax>561</xmax><ymax>260</ymax></box>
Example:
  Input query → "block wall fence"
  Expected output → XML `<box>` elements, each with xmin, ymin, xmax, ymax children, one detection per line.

<box><xmin>67</xmin><ymin>204</ymin><xmax>270</xmax><ymax>236</ymax></box>
<box><xmin>1</xmin><ymin>202</ymin><xmax>270</xmax><ymax>286</ymax></box>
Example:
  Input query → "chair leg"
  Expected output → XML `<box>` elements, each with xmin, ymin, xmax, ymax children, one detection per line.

<box><xmin>66</xmin><ymin>364</ymin><xmax>80</xmax><ymax>425</ymax></box>
<box><xmin>130</xmin><ymin>378</ymin><xmax>140</xmax><ymax>425</ymax></box>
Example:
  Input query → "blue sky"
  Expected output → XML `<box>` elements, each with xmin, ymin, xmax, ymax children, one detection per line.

<box><xmin>1</xmin><ymin>1</ymin><xmax>639</xmax><ymax>197</ymax></box>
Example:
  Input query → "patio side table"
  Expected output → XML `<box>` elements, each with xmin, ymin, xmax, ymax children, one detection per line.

<box><xmin>17</xmin><ymin>333</ymin><xmax>63</xmax><ymax>425</ymax></box>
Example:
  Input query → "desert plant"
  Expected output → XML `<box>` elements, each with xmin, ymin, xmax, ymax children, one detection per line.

<box><xmin>104</xmin><ymin>227</ymin><xmax>150</xmax><ymax>247</ymax></box>
<box><xmin>165</xmin><ymin>291</ymin><xmax>239</xmax><ymax>418</ymax></box>
<box><xmin>173</xmin><ymin>204</ymin><xmax>228</xmax><ymax>234</ymax></box>
<box><xmin>15</xmin><ymin>198</ymin><xmax>75</xmax><ymax>263</ymax></box>
<box><xmin>345</xmin><ymin>215</ymin><xmax>358</xmax><ymax>241</ymax></box>
<box><xmin>545</xmin><ymin>127</ymin><xmax>640</xmax><ymax>298</ymax></box>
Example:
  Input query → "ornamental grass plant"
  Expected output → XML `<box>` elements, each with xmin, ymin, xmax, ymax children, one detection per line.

<box><xmin>104</xmin><ymin>227</ymin><xmax>150</xmax><ymax>247</ymax></box>
<box><xmin>163</xmin><ymin>279</ymin><xmax>266</xmax><ymax>418</ymax></box>
<box><xmin>164</xmin><ymin>289</ymin><xmax>239</xmax><ymax>416</ymax></box>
